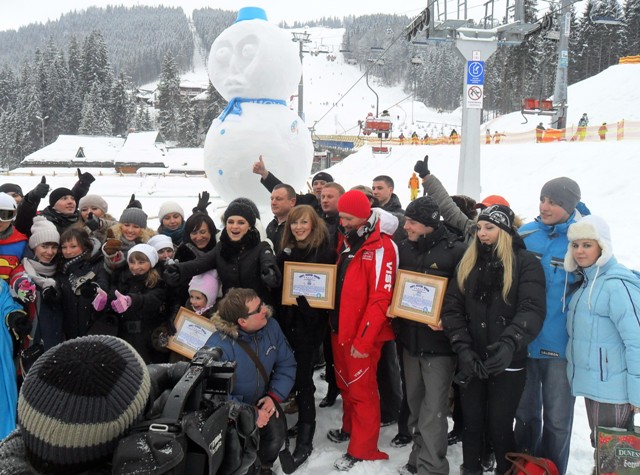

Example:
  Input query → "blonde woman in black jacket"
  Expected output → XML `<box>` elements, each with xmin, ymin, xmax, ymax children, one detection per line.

<box><xmin>442</xmin><ymin>205</ymin><xmax>546</xmax><ymax>475</ymax></box>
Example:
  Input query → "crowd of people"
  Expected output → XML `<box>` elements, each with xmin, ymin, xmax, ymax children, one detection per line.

<box><xmin>0</xmin><ymin>157</ymin><xmax>638</xmax><ymax>475</ymax></box>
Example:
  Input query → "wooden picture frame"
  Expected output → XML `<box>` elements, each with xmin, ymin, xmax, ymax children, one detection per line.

<box><xmin>281</xmin><ymin>262</ymin><xmax>337</xmax><ymax>309</ymax></box>
<box><xmin>166</xmin><ymin>306</ymin><xmax>217</xmax><ymax>359</ymax></box>
<box><xmin>389</xmin><ymin>270</ymin><xmax>448</xmax><ymax>326</ymax></box>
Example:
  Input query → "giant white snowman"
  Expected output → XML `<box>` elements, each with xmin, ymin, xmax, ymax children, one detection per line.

<box><xmin>204</xmin><ymin>7</ymin><xmax>313</xmax><ymax>206</ymax></box>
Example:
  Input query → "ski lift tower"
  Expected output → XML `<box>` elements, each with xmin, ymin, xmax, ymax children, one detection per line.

<box><xmin>406</xmin><ymin>1</ymin><xmax>539</xmax><ymax>199</ymax></box>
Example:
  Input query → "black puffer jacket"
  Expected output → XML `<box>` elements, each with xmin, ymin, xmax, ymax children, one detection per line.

<box><xmin>176</xmin><ymin>228</ymin><xmax>281</xmax><ymax>305</ymax></box>
<box><xmin>55</xmin><ymin>251</ymin><xmax>109</xmax><ymax>340</ymax></box>
<box><xmin>441</xmin><ymin>238</ymin><xmax>546</xmax><ymax>367</ymax></box>
<box><xmin>393</xmin><ymin>225</ymin><xmax>466</xmax><ymax>356</ymax></box>
<box><xmin>109</xmin><ymin>268</ymin><xmax>166</xmax><ymax>363</ymax></box>
<box><xmin>276</xmin><ymin>242</ymin><xmax>336</xmax><ymax>349</ymax></box>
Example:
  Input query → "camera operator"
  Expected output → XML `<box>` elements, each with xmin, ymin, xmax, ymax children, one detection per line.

<box><xmin>206</xmin><ymin>287</ymin><xmax>296</xmax><ymax>475</ymax></box>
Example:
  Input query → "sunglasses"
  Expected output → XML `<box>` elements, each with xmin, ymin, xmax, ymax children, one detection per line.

<box><xmin>245</xmin><ymin>299</ymin><xmax>265</xmax><ymax>317</ymax></box>
<box><xmin>0</xmin><ymin>209</ymin><xmax>16</xmax><ymax>222</ymax></box>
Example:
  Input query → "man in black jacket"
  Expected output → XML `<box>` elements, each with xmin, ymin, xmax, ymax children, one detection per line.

<box><xmin>393</xmin><ymin>196</ymin><xmax>466</xmax><ymax>475</ymax></box>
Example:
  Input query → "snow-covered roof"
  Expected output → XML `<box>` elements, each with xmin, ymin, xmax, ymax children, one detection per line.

<box><xmin>21</xmin><ymin>135</ymin><xmax>125</xmax><ymax>166</ymax></box>
<box><xmin>165</xmin><ymin>147</ymin><xmax>205</xmax><ymax>173</ymax></box>
<box><xmin>115</xmin><ymin>131</ymin><xmax>166</xmax><ymax>165</ymax></box>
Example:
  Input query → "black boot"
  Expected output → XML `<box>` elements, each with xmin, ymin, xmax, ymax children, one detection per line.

<box><xmin>319</xmin><ymin>388</ymin><xmax>339</xmax><ymax>408</ymax></box>
<box><xmin>291</xmin><ymin>422</ymin><xmax>315</xmax><ymax>467</ymax></box>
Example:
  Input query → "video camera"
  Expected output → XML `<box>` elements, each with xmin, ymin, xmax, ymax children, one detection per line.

<box><xmin>113</xmin><ymin>347</ymin><xmax>259</xmax><ymax>475</ymax></box>
<box><xmin>160</xmin><ymin>346</ymin><xmax>236</xmax><ymax>419</ymax></box>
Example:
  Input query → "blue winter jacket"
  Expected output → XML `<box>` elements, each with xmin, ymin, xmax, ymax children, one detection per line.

<box><xmin>1</xmin><ymin>279</ymin><xmax>23</xmax><ymax>439</ymax></box>
<box><xmin>566</xmin><ymin>257</ymin><xmax>640</xmax><ymax>406</ymax></box>
<box><xmin>519</xmin><ymin>214</ymin><xmax>578</xmax><ymax>359</ymax></box>
<box><xmin>204</xmin><ymin>315</ymin><xmax>295</xmax><ymax>406</ymax></box>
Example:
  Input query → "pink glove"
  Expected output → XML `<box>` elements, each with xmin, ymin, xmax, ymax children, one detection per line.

<box><xmin>92</xmin><ymin>288</ymin><xmax>108</xmax><ymax>311</ymax></box>
<box><xmin>111</xmin><ymin>290</ymin><xmax>132</xmax><ymax>314</ymax></box>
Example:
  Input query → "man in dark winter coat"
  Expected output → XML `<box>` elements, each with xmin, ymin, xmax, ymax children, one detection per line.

<box><xmin>205</xmin><ymin>288</ymin><xmax>296</xmax><ymax>475</ymax></box>
<box><xmin>393</xmin><ymin>196</ymin><xmax>466</xmax><ymax>475</ymax></box>
<box><xmin>15</xmin><ymin>169</ymin><xmax>95</xmax><ymax>236</ymax></box>
<box><xmin>253</xmin><ymin>155</ymin><xmax>332</xmax><ymax>214</ymax></box>
<box><xmin>266</xmin><ymin>184</ymin><xmax>296</xmax><ymax>254</ymax></box>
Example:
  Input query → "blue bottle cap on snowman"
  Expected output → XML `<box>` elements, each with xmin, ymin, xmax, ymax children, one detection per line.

<box><xmin>235</xmin><ymin>7</ymin><xmax>268</xmax><ymax>23</ymax></box>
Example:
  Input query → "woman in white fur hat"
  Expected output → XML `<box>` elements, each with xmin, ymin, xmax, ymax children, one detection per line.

<box><xmin>564</xmin><ymin>215</ymin><xmax>640</xmax><ymax>453</ymax></box>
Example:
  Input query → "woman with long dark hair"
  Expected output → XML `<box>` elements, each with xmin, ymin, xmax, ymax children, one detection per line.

<box><xmin>442</xmin><ymin>205</ymin><xmax>546</xmax><ymax>475</ymax></box>
<box><xmin>277</xmin><ymin>205</ymin><xmax>336</xmax><ymax>469</ymax></box>
<box><xmin>163</xmin><ymin>201</ymin><xmax>280</xmax><ymax>306</ymax></box>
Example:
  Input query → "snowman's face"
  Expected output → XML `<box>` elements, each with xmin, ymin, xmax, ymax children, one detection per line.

<box><xmin>208</xmin><ymin>20</ymin><xmax>300</xmax><ymax>100</ymax></box>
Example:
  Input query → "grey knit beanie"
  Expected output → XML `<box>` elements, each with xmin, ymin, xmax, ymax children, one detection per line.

<box><xmin>18</xmin><ymin>335</ymin><xmax>150</xmax><ymax>473</ymax></box>
<box><xmin>29</xmin><ymin>216</ymin><xmax>60</xmax><ymax>249</ymax></box>
<box><xmin>119</xmin><ymin>208</ymin><xmax>148</xmax><ymax>228</ymax></box>
<box><xmin>78</xmin><ymin>194</ymin><xmax>109</xmax><ymax>214</ymax></box>
<box><xmin>540</xmin><ymin>177</ymin><xmax>581</xmax><ymax>214</ymax></box>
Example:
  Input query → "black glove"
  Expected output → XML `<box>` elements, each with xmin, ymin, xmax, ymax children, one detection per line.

<box><xmin>31</xmin><ymin>176</ymin><xmax>50</xmax><ymax>200</ymax></box>
<box><xmin>77</xmin><ymin>168</ymin><xmax>96</xmax><ymax>185</ymax></box>
<box><xmin>163</xmin><ymin>263</ymin><xmax>181</xmax><ymax>287</ymax></box>
<box><xmin>127</xmin><ymin>193</ymin><xmax>142</xmax><ymax>209</ymax></box>
<box><xmin>261</xmin><ymin>267</ymin><xmax>280</xmax><ymax>288</ymax></box>
<box><xmin>295</xmin><ymin>295</ymin><xmax>317</xmax><ymax>318</ymax></box>
<box><xmin>79</xmin><ymin>281</ymin><xmax>99</xmax><ymax>299</ymax></box>
<box><xmin>483</xmin><ymin>339</ymin><xmax>516</xmax><ymax>376</ymax></box>
<box><xmin>413</xmin><ymin>160</ymin><xmax>425</xmax><ymax>176</ymax></box>
<box><xmin>7</xmin><ymin>311</ymin><xmax>32</xmax><ymax>339</ymax></box>
<box><xmin>457</xmin><ymin>347</ymin><xmax>489</xmax><ymax>380</ymax></box>
<box><xmin>41</xmin><ymin>286</ymin><xmax>58</xmax><ymax>304</ymax></box>
<box><xmin>419</xmin><ymin>155</ymin><xmax>430</xmax><ymax>178</ymax></box>
<box><xmin>85</xmin><ymin>212</ymin><xmax>102</xmax><ymax>231</ymax></box>
<box><xmin>193</xmin><ymin>191</ymin><xmax>211</xmax><ymax>214</ymax></box>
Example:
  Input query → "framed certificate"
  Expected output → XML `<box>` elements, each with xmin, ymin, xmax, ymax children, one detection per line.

<box><xmin>281</xmin><ymin>262</ymin><xmax>337</xmax><ymax>309</ymax></box>
<box><xmin>166</xmin><ymin>307</ymin><xmax>217</xmax><ymax>359</ymax></box>
<box><xmin>389</xmin><ymin>270</ymin><xmax>448</xmax><ymax>326</ymax></box>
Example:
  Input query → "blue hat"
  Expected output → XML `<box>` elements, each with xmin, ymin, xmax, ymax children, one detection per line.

<box><xmin>235</xmin><ymin>7</ymin><xmax>268</xmax><ymax>23</ymax></box>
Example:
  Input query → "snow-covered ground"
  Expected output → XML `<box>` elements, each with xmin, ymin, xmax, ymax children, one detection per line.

<box><xmin>5</xmin><ymin>26</ymin><xmax>640</xmax><ymax>475</ymax></box>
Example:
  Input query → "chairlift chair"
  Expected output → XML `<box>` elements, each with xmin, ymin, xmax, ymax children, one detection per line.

<box><xmin>590</xmin><ymin>14</ymin><xmax>624</xmax><ymax>26</ymax></box>
<box><xmin>363</xmin><ymin>113</ymin><xmax>393</xmax><ymax>138</ymax></box>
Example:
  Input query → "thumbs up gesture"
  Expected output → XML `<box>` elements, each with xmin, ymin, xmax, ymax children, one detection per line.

<box><xmin>111</xmin><ymin>290</ymin><xmax>132</xmax><ymax>314</ymax></box>
<box><xmin>252</xmin><ymin>155</ymin><xmax>269</xmax><ymax>179</ymax></box>
<box><xmin>32</xmin><ymin>176</ymin><xmax>50</xmax><ymax>199</ymax></box>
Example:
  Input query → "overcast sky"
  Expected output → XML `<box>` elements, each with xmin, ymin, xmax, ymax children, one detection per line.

<box><xmin>0</xmin><ymin>0</ymin><xmax>434</xmax><ymax>32</ymax></box>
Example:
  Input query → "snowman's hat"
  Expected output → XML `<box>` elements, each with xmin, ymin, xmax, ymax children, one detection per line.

<box><xmin>236</xmin><ymin>7</ymin><xmax>268</xmax><ymax>22</ymax></box>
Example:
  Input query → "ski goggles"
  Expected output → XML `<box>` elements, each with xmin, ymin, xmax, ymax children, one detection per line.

<box><xmin>0</xmin><ymin>209</ymin><xmax>16</xmax><ymax>222</ymax></box>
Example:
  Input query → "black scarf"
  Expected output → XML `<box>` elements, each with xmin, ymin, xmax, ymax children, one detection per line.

<box><xmin>472</xmin><ymin>242</ymin><xmax>504</xmax><ymax>303</ymax></box>
<box><xmin>219</xmin><ymin>228</ymin><xmax>260</xmax><ymax>260</ymax></box>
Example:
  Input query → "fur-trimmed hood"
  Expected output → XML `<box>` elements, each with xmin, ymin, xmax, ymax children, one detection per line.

<box><xmin>564</xmin><ymin>215</ymin><xmax>613</xmax><ymax>272</ymax></box>
<box><xmin>107</xmin><ymin>222</ymin><xmax>156</xmax><ymax>243</ymax></box>
<box><xmin>209</xmin><ymin>306</ymin><xmax>274</xmax><ymax>340</ymax></box>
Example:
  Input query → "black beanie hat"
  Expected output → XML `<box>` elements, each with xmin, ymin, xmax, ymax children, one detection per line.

<box><xmin>0</xmin><ymin>183</ymin><xmax>23</xmax><ymax>197</ymax></box>
<box><xmin>477</xmin><ymin>204</ymin><xmax>515</xmax><ymax>235</ymax></box>
<box><xmin>405</xmin><ymin>196</ymin><xmax>441</xmax><ymax>228</ymax></box>
<box><xmin>223</xmin><ymin>201</ymin><xmax>256</xmax><ymax>227</ymax></box>
<box><xmin>18</xmin><ymin>335</ymin><xmax>150</xmax><ymax>473</ymax></box>
<box><xmin>49</xmin><ymin>187</ymin><xmax>74</xmax><ymax>207</ymax></box>
<box><xmin>312</xmin><ymin>171</ymin><xmax>333</xmax><ymax>184</ymax></box>
<box><xmin>228</xmin><ymin>197</ymin><xmax>261</xmax><ymax>220</ymax></box>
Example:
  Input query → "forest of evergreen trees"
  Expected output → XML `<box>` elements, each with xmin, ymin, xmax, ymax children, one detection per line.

<box><xmin>0</xmin><ymin>1</ymin><xmax>637</xmax><ymax>169</ymax></box>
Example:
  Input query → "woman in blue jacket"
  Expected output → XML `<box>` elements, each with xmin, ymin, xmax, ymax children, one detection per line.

<box><xmin>565</xmin><ymin>215</ymin><xmax>640</xmax><ymax>449</ymax></box>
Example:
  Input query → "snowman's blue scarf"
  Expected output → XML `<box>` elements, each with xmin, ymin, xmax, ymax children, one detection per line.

<box><xmin>219</xmin><ymin>97</ymin><xmax>287</xmax><ymax>122</ymax></box>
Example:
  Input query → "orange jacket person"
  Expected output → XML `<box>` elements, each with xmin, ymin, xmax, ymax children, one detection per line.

<box><xmin>408</xmin><ymin>173</ymin><xmax>420</xmax><ymax>201</ymax></box>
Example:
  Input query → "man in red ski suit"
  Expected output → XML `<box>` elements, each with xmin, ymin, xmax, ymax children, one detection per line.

<box><xmin>327</xmin><ymin>190</ymin><xmax>398</xmax><ymax>471</ymax></box>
